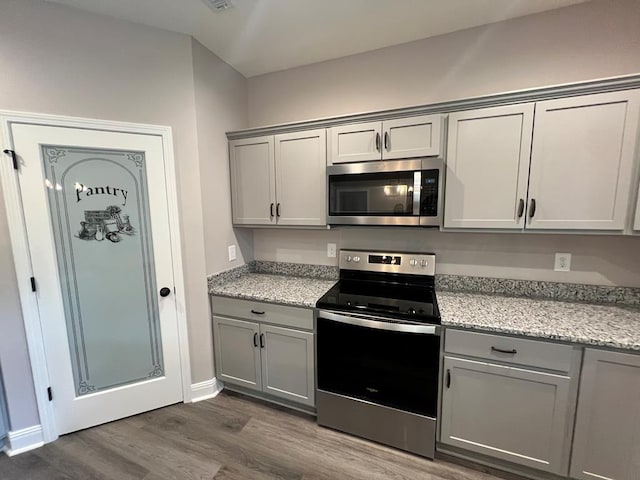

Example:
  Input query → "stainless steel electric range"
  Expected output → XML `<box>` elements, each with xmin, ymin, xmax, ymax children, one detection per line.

<box><xmin>315</xmin><ymin>249</ymin><xmax>441</xmax><ymax>458</ymax></box>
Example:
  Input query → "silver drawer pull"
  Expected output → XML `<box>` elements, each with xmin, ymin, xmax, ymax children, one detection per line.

<box><xmin>250</xmin><ymin>310</ymin><xmax>265</xmax><ymax>315</ymax></box>
<box><xmin>491</xmin><ymin>346</ymin><xmax>517</xmax><ymax>354</ymax></box>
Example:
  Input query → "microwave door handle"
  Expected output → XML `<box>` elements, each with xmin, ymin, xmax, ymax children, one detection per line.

<box><xmin>413</xmin><ymin>171</ymin><xmax>421</xmax><ymax>216</ymax></box>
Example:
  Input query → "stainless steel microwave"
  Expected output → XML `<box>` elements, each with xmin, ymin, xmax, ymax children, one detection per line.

<box><xmin>327</xmin><ymin>158</ymin><xmax>443</xmax><ymax>226</ymax></box>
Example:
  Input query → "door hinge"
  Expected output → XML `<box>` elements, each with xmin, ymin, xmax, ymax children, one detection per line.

<box><xmin>3</xmin><ymin>149</ymin><xmax>18</xmax><ymax>170</ymax></box>
<box><xmin>47</xmin><ymin>387</ymin><xmax>53</xmax><ymax>401</ymax></box>
<box><xmin>30</xmin><ymin>277</ymin><xmax>37</xmax><ymax>292</ymax></box>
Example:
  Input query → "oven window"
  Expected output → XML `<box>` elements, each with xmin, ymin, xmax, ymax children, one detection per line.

<box><xmin>329</xmin><ymin>172</ymin><xmax>415</xmax><ymax>216</ymax></box>
<box><xmin>317</xmin><ymin>316</ymin><xmax>440</xmax><ymax>417</ymax></box>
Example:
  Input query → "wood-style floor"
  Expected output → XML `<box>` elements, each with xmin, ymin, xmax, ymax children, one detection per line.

<box><xmin>0</xmin><ymin>391</ymin><xmax>508</xmax><ymax>480</ymax></box>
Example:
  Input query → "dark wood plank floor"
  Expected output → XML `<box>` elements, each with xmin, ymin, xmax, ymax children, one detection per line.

<box><xmin>0</xmin><ymin>391</ymin><xmax>508</xmax><ymax>480</ymax></box>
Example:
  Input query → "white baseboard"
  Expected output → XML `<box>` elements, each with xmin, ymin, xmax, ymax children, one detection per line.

<box><xmin>190</xmin><ymin>378</ymin><xmax>223</xmax><ymax>403</ymax></box>
<box><xmin>4</xmin><ymin>425</ymin><xmax>44</xmax><ymax>456</ymax></box>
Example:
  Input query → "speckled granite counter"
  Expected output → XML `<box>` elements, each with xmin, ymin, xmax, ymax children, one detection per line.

<box><xmin>209</xmin><ymin>272</ymin><xmax>336</xmax><ymax>308</ymax></box>
<box><xmin>208</xmin><ymin>262</ymin><xmax>640</xmax><ymax>351</ymax></box>
<box><xmin>438</xmin><ymin>291</ymin><xmax>640</xmax><ymax>351</ymax></box>
<box><xmin>208</xmin><ymin>261</ymin><xmax>337</xmax><ymax>308</ymax></box>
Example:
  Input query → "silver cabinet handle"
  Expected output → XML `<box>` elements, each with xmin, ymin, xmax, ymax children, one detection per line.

<box><xmin>375</xmin><ymin>132</ymin><xmax>381</xmax><ymax>152</ymax></box>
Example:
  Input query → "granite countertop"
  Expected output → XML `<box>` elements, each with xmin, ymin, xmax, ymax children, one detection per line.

<box><xmin>208</xmin><ymin>261</ymin><xmax>640</xmax><ymax>351</ymax></box>
<box><xmin>438</xmin><ymin>291</ymin><xmax>640</xmax><ymax>351</ymax></box>
<box><xmin>209</xmin><ymin>272</ymin><xmax>336</xmax><ymax>308</ymax></box>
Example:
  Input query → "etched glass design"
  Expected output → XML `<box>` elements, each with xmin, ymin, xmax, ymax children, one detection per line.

<box><xmin>42</xmin><ymin>146</ymin><xmax>164</xmax><ymax>396</ymax></box>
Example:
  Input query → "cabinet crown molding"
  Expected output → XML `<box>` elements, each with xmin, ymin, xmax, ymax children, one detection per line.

<box><xmin>228</xmin><ymin>73</ymin><xmax>640</xmax><ymax>140</ymax></box>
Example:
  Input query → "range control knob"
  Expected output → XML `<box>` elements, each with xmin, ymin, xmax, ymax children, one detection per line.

<box><xmin>421</xmin><ymin>259</ymin><xmax>428</xmax><ymax>268</ymax></box>
<box><xmin>353</xmin><ymin>256</ymin><xmax>361</xmax><ymax>263</ymax></box>
<box><xmin>409</xmin><ymin>258</ymin><xmax>418</xmax><ymax>267</ymax></box>
<box><xmin>408</xmin><ymin>308</ymin><xmax>416</xmax><ymax>315</ymax></box>
<box><xmin>345</xmin><ymin>255</ymin><xmax>352</xmax><ymax>262</ymax></box>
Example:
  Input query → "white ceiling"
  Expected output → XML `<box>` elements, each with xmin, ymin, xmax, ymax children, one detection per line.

<box><xmin>45</xmin><ymin>0</ymin><xmax>589</xmax><ymax>78</ymax></box>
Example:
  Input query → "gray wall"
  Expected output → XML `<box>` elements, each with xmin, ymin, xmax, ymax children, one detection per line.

<box><xmin>192</xmin><ymin>39</ymin><xmax>253</xmax><ymax>274</ymax></box>
<box><xmin>0</xmin><ymin>0</ymin><xmax>248</xmax><ymax>430</ymax></box>
<box><xmin>191</xmin><ymin>38</ymin><xmax>252</xmax><ymax>376</ymax></box>
<box><xmin>248</xmin><ymin>0</ymin><xmax>640</xmax><ymax>287</ymax></box>
<box><xmin>254</xmin><ymin>229</ymin><xmax>640</xmax><ymax>287</ymax></box>
<box><xmin>248</xmin><ymin>0</ymin><xmax>640</xmax><ymax>126</ymax></box>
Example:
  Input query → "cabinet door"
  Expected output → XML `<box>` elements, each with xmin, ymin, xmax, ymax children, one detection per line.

<box><xmin>527</xmin><ymin>90</ymin><xmax>640</xmax><ymax>230</ymax></box>
<box><xmin>441</xmin><ymin>356</ymin><xmax>572</xmax><ymax>475</ymax></box>
<box><xmin>382</xmin><ymin>115</ymin><xmax>443</xmax><ymax>160</ymax></box>
<box><xmin>260</xmin><ymin>324</ymin><xmax>315</xmax><ymax>407</ymax></box>
<box><xmin>213</xmin><ymin>316</ymin><xmax>262</xmax><ymax>391</ymax></box>
<box><xmin>229</xmin><ymin>136</ymin><xmax>276</xmax><ymax>225</ymax></box>
<box><xmin>570</xmin><ymin>349</ymin><xmax>640</xmax><ymax>480</ymax></box>
<box><xmin>328</xmin><ymin>122</ymin><xmax>381</xmax><ymax>164</ymax></box>
<box><xmin>444</xmin><ymin>104</ymin><xmax>534</xmax><ymax>229</ymax></box>
<box><xmin>274</xmin><ymin>129</ymin><xmax>327</xmax><ymax>226</ymax></box>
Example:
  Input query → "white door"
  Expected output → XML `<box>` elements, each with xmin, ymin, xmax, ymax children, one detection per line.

<box><xmin>12</xmin><ymin>124</ymin><xmax>183</xmax><ymax>435</ymax></box>
<box><xmin>526</xmin><ymin>90</ymin><xmax>640</xmax><ymax>231</ymax></box>
<box><xmin>444</xmin><ymin>104</ymin><xmax>534</xmax><ymax>229</ymax></box>
<box><xmin>382</xmin><ymin>115</ymin><xmax>443</xmax><ymax>160</ymax></box>
<box><xmin>274</xmin><ymin>129</ymin><xmax>326</xmax><ymax>226</ymax></box>
<box><xmin>229</xmin><ymin>136</ymin><xmax>276</xmax><ymax>225</ymax></box>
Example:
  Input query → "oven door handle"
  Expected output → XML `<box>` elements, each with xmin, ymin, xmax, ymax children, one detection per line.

<box><xmin>318</xmin><ymin>310</ymin><xmax>440</xmax><ymax>335</ymax></box>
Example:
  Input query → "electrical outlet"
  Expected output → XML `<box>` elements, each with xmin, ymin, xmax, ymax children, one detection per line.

<box><xmin>228</xmin><ymin>245</ymin><xmax>237</xmax><ymax>262</ymax></box>
<box><xmin>327</xmin><ymin>243</ymin><xmax>337</xmax><ymax>258</ymax></box>
<box><xmin>554</xmin><ymin>253</ymin><xmax>571</xmax><ymax>272</ymax></box>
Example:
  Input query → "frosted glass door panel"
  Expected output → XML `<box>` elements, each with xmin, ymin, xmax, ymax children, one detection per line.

<box><xmin>42</xmin><ymin>146</ymin><xmax>163</xmax><ymax>396</ymax></box>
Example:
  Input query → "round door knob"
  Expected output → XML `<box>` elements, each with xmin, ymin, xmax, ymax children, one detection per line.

<box><xmin>159</xmin><ymin>287</ymin><xmax>171</xmax><ymax>297</ymax></box>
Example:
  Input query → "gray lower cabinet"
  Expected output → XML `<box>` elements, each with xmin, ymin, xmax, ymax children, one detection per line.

<box><xmin>440</xmin><ymin>329</ymin><xmax>579</xmax><ymax>475</ymax></box>
<box><xmin>570</xmin><ymin>349</ymin><xmax>640</xmax><ymax>480</ymax></box>
<box><xmin>213</xmin><ymin>316</ymin><xmax>262</xmax><ymax>391</ymax></box>
<box><xmin>212</xmin><ymin>312</ymin><xmax>315</xmax><ymax>407</ymax></box>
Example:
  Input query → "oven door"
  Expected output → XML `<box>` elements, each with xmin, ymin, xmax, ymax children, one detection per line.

<box><xmin>317</xmin><ymin>310</ymin><xmax>441</xmax><ymax>418</ymax></box>
<box><xmin>327</xmin><ymin>159</ymin><xmax>422</xmax><ymax>226</ymax></box>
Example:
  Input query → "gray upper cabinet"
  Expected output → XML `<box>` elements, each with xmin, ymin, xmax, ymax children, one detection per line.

<box><xmin>230</xmin><ymin>129</ymin><xmax>326</xmax><ymax>227</ymax></box>
<box><xmin>444</xmin><ymin>104</ymin><xmax>534</xmax><ymax>229</ymax></box>
<box><xmin>213</xmin><ymin>316</ymin><xmax>262</xmax><ymax>391</ymax></box>
<box><xmin>229</xmin><ymin>136</ymin><xmax>276</xmax><ymax>225</ymax></box>
<box><xmin>527</xmin><ymin>90</ymin><xmax>640</xmax><ymax>231</ymax></box>
<box><xmin>570</xmin><ymin>349</ymin><xmax>640</xmax><ymax>480</ymax></box>
<box><xmin>327</xmin><ymin>115</ymin><xmax>443</xmax><ymax>165</ymax></box>
<box><xmin>443</xmin><ymin>89</ymin><xmax>640</xmax><ymax>232</ymax></box>
<box><xmin>274</xmin><ymin>130</ymin><xmax>326</xmax><ymax>226</ymax></box>
<box><xmin>328</xmin><ymin>121</ymin><xmax>381</xmax><ymax>164</ymax></box>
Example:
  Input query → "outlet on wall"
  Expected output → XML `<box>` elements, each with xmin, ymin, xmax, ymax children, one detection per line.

<box><xmin>554</xmin><ymin>253</ymin><xmax>571</xmax><ymax>272</ymax></box>
<box><xmin>228</xmin><ymin>244</ymin><xmax>237</xmax><ymax>262</ymax></box>
<box><xmin>327</xmin><ymin>243</ymin><xmax>337</xmax><ymax>258</ymax></box>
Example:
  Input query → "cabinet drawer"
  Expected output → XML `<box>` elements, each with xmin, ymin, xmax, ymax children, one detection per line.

<box><xmin>445</xmin><ymin>329</ymin><xmax>574</xmax><ymax>372</ymax></box>
<box><xmin>211</xmin><ymin>296</ymin><xmax>313</xmax><ymax>330</ymax></box>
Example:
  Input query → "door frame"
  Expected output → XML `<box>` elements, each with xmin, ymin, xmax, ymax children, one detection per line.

<box><xmin>0</xmin><ymin>110</ymin><xmax>192</xmax><ymax>443</ymax></box>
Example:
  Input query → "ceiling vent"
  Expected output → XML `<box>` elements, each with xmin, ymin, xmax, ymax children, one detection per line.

<box><xmin>202</xmin><ymin>0</ymin><xmax>235</xmax><ymax>13</ymax></box>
